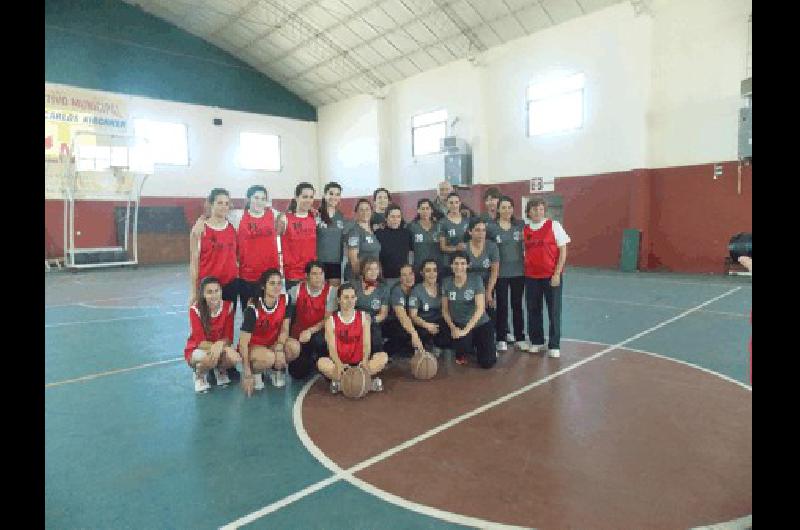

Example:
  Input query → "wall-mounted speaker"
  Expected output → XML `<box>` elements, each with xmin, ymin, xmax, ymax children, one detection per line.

<box><xmin>213</xmin><ymin>118</ymin><xmax>223</xmax><ymax>126</ymax></box>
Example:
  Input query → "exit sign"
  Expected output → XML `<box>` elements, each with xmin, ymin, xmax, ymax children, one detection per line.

<box><xmin>530</xmin><ymin>176</ymin><xmax>554</xmax><ymax>193</ymax></box>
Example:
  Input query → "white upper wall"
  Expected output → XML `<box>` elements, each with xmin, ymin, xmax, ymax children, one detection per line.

<box><xmin>46</xmin><ymin>82</ymin><xmax>319</xmax><ymax>199</ymax></box>
<box><xmin>647</xmin><ymin>0</ymin><xmax>751</xmax><ymax>167</ymax></box>
<box><xmin>483</xmin><ymin>2</ymin><xmax>651</xmax><ymax>182</ymax></box>
<box><xmin>316</xmin><ymin>94</ymin><xmax>379</xmax><ymax>197</ymax></box>
<box><xmin>317</xmin><ymin>0</ymin><xmax>751</xmax><ymax>191</ymax></box>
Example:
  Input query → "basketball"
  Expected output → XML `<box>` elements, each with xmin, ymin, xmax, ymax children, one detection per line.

<box><xmin>341</xmin><ymin>365</ymin><xmax>372</xmax><ymax>399</ymax></box>
<box><xmin>411</xmin><ymin>350</ymin><xmax>438</xmax><ymax>380</ymax></box>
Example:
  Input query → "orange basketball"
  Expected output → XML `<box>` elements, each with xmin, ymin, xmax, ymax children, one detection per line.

<box><xmin>341</xmin><ymin>365</ymin><xmax>372</xmax><ymax>399</ymax></box>
<box><xmin>411</xmin><ymin>350</ymin><xmax>438</xmax><ymax>380</ymax></box>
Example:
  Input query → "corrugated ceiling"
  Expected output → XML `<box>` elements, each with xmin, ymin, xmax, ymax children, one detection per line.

<box><xmin>123</xmin><ymin>0</ymin><xmax>627</xmax><ymax>106</ymax></box>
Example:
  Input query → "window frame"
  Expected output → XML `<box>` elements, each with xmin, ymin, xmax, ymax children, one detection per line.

<box><xmin>411</xmin><ymin>109</ymin><xmax>448</xmax><ymax>158</ymax></box>
<box><xmin>237</xmin><ymin>131</ymin><xmax>282</xmax><ymax>172</ymax></box>
<box><xmin>132</xmin><ymin>117</ymin><xmax>190</xmax><ymax>167</ymax></box>
<box><xmin>526</xmin><ymin>73</ymin><xmax>586</xmax><ymax>137</ymax></box>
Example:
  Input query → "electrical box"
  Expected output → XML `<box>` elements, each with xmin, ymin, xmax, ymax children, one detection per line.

<box><xmin>445</xmin><ymin>154</ymin><xmax>472</xmax><ymax>186</ymax></box>
<box><xmin>738</xmin><ymin>105</ymin><xmax>752</xmax><ymax>159</ymax></box>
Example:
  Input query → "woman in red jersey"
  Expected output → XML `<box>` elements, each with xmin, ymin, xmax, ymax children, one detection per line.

<box><xmin>189</xmin><ymin>188</ymin><xmax>238</xmax><ymax>308</ymax></box>
<box><xmin>318</xmin><ymin>282</ymin><xmax>388</xmax><ymax>394</ymax></box>
<box><xmin>236</xmin><ymin>185</ymin><xmax>281</xmax><ymax>309</ymax></box>
<box><xmin>184</xmin><ymin>276</ymin><xmax>240</xmax><ymax>393</ymax></box>
<box><xmin>287</xmin><ymin>260</ymin><xmax>338</xmax><ymax>380</ymax></box>
<box><xmin>239</xmin><ymin>269</ymin><xmax>302</xmax><ymax>397</ymax></box>
<box><xmin>278</xmin><ymin>182</ymin><xmax>317</xmax><ymax>292</ymax></box>
<box><xmin>521</xmin><ymin>198</ymin><xmax>571</xmax><ymax>359</ymax></box>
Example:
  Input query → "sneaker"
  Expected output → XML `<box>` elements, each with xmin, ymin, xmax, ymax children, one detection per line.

<box><xmin>529</xmin><ymin>343</ymin><xmax>546</xmax><ymax>353</ymax></box>
<box><xmin>548</xmin><ymin>349</ymin><xmax>561</xmax><ymax>358</ymax></box>
<box><xmin>330</xmin><ymin>380</ymin><xmax>341</xmax><ymax>394</ymax></box>
<box><xmin>371</xmin><ymin>376</ymin><xmax>384</xmax><ymax>392</ymax></box>
<box><xmin>194</xmin><ymin>372</ymin><xmax>210</xmax><ymax>393</ymax></box>
<box><xmin>270</xmin><ymin>368</ymin><xmax>286</xmax><ymax>388</ymax></box>
<box><xmin>213</xmin><ymin>367</ymin><xmax>230</xmax><ymax>386</ymax></box>
<box><xmin>506</xmin><ymin>333</ymin><xmax>516</xmax><ymax>343</ymax></box>
<box><xmin>253</xmin><ymin>372</ymin><xmax>265</xmax><ymax>391</ymax></box>
<box><xmin>455</xmin><ymin>355</ymin><xmax>468</xmax><ymax>365</ymax></box>
<box><xmin>496</xmin><ymin>341</ymin><xmax>508</xmax><ymax>352</ymax></box>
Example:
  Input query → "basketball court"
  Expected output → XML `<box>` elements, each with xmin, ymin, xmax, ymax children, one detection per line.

<box><xmin>45</xmin><ymin>264</ymin><xmax>752</xmax><ymax>529</ymax></box>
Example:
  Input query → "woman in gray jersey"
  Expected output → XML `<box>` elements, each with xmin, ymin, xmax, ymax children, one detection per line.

<box><xmin>438</xmin><ymin>192</ymin><xmax>470</xmax><ymax>278</ymax></box>
<box><xmin>409</xmin><ymin>258</ymin><xmax>452</xmax><ymax>354</ymax></box>
<box><xmin>491</xmin><ymin>196</ymin><xmax>526</xmax><ymax>352</ymax></box>
<box><xmin>316</xmin><ymin>182</ymin><xmax>348</xmax><ymax>286</ymax></box>
<box><xmin>353</xmin><ymin>257</ymin><xmax>389</xmax><ymax>354</ymax></box>
<box><xmin>442</xmin><ymin>251</ymin><xmax>497</xmax><ymax>368</ymax></box>
<box><xmin>408</xmin><ymin>198</ymin><xmax>443</xmax><ymax>282</ymax></box>
<box><xmin>345</xmin><ymin>199</ymin><xmax>382</xmax><ymax>281</ymax></box>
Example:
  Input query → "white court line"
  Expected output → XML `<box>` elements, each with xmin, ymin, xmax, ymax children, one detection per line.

<box><xmin>45</xmin><ymin>357</ymin><xmax>184</xmax><ymax>388</ymax></box>
<box><xmin>569</xmin><ymin>272</ymin><xmax>751</xmax><ymax>289</ymax></box>
<box><xmin>564</xmin><ymin>294</ymin><xmax>749</xmax><ymax>318</ymax></box>
<box><xmin>45</xmin><ymin>312</ymin><xmax>184</xmax><ymax>328</ymax></box>
<box><xmin>222</xmin><ymin>286</ymin><xmax>742</xmax><ymax>529</ymax></box>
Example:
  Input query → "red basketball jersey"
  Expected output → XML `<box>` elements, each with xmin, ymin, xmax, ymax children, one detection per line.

<box><xmin>524</xmin><ymin>220</ymin><xmax>559</xmax><ymax>279</ymax></box>
<box><xmin>183</xmin><ymin>300</ymin><xmax>234</xmax><ymax>363</ymax></box>
<box><xmin>198</xmin><ymin>222</ymin><xmax>238</xmax><ymax>286</ymax></box>
<box><xmin>290</xmin><ymin>282</ymin><xmax>331</xmax><ymax>338</ymax></box>
<box><xmin>237</xmin><ymin>209</ymin><xmax>280</xmax><ymax>282</ymax></box>
<box><xmin>282</xmin><ymin>212</ymin><xmax>317</xmax><ymax>281</ymax></box>
<box><xmin>332</xmin><ymin>310</ymin><xmax>364</xmax><ymax>365</ymax></box>
<box><xmin>247</xmin><ymin>295</ymin><xmax>288</xmax><ymax>347</ymax></box>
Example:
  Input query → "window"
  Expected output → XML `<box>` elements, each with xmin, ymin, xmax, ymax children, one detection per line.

<box><xmin>412</xmin><ymin>109</ymin><xmax>447</xmax><ymax>156</ymax></box>
<box><xmin>238</xmin><ymin>132</ymin><xmax>281</xmax><ymax>171</ymax></box>
<box><xmin>133</xmin><ymin>118</ymin><xmax>189</xmax><ymax>165</ymax></box>
<box><xmin>527</xmin><ymin>72</ymin><xmax>585</xmax><ymax>136</ymax></box>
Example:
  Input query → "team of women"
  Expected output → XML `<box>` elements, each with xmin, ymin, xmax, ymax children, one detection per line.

<box><xmin>185</xmin><ymin>180</ymin><xmax>570</xmax><ymax>395</ymax></box>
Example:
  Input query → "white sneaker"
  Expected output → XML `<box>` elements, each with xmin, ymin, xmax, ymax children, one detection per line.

<box><xmin>253</xmin><ymin>372</ymin><xmax>265</xmax><ymax>391</ymax></box>
<box><xmin>506</xmin><ymin>333</ymin><xmax>516</xmax><ymax>343</ymax></box>
<box><xmin>330</xmin><ymin>380</ymin><xmax>341</xmax><ymax>394</ymax></box>
<box><xmin>371</xmin><ymin>376</ymin><xmax>384</xmax><ymax>392</ymax></box>
<box><xmin>270</xmin><ymin>368</ymin><xmax>286</xmax><ymax>388</ymax></box>
<box><xmin>548</xmin><ymin>349</ymin><xmax>561</xmax><ymax>358</ymax></box>
<box><xmin>529</xmin><ymin>343</ymin><xmax>546</xmax><ymax>353</ymax></box>
<box><xmin>213</xmin><ymin>367</ymin><xmax>230</xmax><ymax>386</ymax></box>
<box><xmin>194</xmin><ymin>372</ymin><xmax>210</xmax><ymax>393</ymax></box>
<box><xmin>496</xmin><ymin>341</ymin><xmax>508</xmax><ymax>352</ymax></box>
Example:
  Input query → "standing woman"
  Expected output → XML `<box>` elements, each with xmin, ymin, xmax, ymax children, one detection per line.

<box><xmin>465</xmin><ymin>218</ymin><xmax>500</xmax><ymax>340</ymax></box>
<box><xmin>278</xmin><ymin>182</ymin><xmax>317</xmax><ymax>292</ymax></box>
<box><xmin>318</xmin><ymin>283</ymin><xmax>387</xmax><ymax>394</ymax></box>
<box><xmin>238</xmin><ymin>269</ymin><xmax>302</xmax><ymax>395</ymax></box>
<box><xmin>407</xmin><ymin>199</ymin><xmax>443</xmax><ymax>283</ymax></box>
<box><xmin>316</xmin><ymin>182</ymin><xmax>347</xmax><ymax>287</ymax></box>
<box><xmin>408</xmin><ymin>259</ymin><xmax>452</xmax><ymax>354</ymax></box>
<box><xmin>354</xmin><ymin>257</ymin><xmax>390</xmax><ymax>357</ymax></box>
<box><xmin>375</xmin><ymin>203</ymin><xmax>413</xmax><ymax>291</ymax></box>
<box><xmin>521</xmin><ymin>198</ymin><xmax>571</xmax><ymax>358</ymax></box>
<box><xmin>442</xmin><ymin>252</ymin><xmax>497</xmax><ymax>368</ymax></box>
<box><xmin>492</xmin><ymin>196</ymin><xmax>526</xmax><ymax>352</ymax></box>
<box><xmin>189</xmin><ymin>188</ymin><xmax>238</xmax><ymax>308</ymax></box>
<box><xmin>184</xmin><ymin>276</ymin><xmax>240</xmax><ymax>393</ymax></box>
<box><xmin>236</xmin><ymin>185</ymin><xmax>281</xmax><ymax>310</ymax></box>
<box><xmin>370</xmin><ymin>187</ymin><xmax>391</xmax><ymax>231</ymax></box>
<box><xmin>345</xmin><ymin>199</ymin><xmax>382</xmax><ymax>281</ymax></box>
<box><xmin>438</xmin><ymin>192</ymin><xmax>470</xmax><ymax>278</ymax></box>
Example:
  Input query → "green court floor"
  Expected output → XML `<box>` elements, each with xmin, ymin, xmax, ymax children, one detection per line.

<box><xmin>45</xmin><ymin>265</ymin><xmax>752</xmax><ymax>529</ymax></box>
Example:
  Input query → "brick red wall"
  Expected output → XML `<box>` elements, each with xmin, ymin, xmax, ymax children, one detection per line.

<box><xmin>45</xmin><ymin>161</ymin><xmax>752</xmax><ymax>273</ymax></box>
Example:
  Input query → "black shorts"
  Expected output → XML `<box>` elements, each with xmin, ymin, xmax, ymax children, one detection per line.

<box><xmin>236</xmin><ymin>279</ymin><xmax>261</xmax><ymax>308</ymax></box>
<box><xmin>322</xmin><ymin>262</ymin><xmax>342</xmax><ymax>281</ymax></box>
